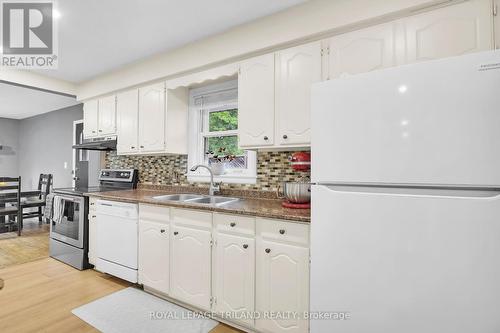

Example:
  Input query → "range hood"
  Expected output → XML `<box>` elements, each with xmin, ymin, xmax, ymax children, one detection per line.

<box><xmin>73</xmin><ymin>136</ymin><xmax>117</xmax><ymax>151</ymax></box>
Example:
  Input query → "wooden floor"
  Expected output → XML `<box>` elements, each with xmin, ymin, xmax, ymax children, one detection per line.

<box><xmin>0</xmin><ymin>221</ymin><xmax>49</xmax><ymax>269</ymax></box>
<box><xmin>0</xmin><ymin>235</ymin><xmax>240</xmax><ymax>333</ymax></box>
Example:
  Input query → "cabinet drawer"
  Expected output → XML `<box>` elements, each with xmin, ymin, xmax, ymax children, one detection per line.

<box><xmin>139</xmin><ymin>204</ymin><xmax>170</xmax><ymax>225</ymax></box>
<box><xmin>214</xmin><ymin>213</ymin><xmax>255</xmax><ymax>236</ymax></box>
<box><xmin>257</xmin><ymin>218</ymin><xmax>310</xmax><ymax>246</ymax></box>
<box><xmin>171</xmin><ymin>208</ymin><xmax>212</xmax><ymax>229</ymax></box>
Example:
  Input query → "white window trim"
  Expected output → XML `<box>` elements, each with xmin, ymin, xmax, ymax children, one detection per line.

<box><xmin>187</xmin><ymin>80</ymin><xmax>257</xmax><ymax>184</ymax></box>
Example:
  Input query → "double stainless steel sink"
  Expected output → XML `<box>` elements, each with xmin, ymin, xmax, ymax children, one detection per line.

<box><xmin>151</xmin><ymin>193</ymin><xmax>239</xmax><ymax>207</ymax></box>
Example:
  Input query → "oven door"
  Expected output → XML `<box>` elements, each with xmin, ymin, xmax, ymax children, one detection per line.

<box><xmin>50</xmin><ymin>195</ymin><xmax>85</xmax><ymax>249</ymax></box>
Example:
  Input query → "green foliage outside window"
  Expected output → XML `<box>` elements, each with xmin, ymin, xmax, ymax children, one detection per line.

<box><xmin>208</xmin><ymin>109</ymin><xmax>238</xmax><ymax>132</ymax></box>
<box><xmin>206</xmin><ymin>136</ymin><xmax>244</xmax><ymax>157</ymax></box>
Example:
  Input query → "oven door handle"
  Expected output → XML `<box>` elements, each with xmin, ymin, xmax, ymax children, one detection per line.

<box><xmin>55</xmin><ymin>195</ymin><xmax>83</xmax><ymax>203</ymax></box>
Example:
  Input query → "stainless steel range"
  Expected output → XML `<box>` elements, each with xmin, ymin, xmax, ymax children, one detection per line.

<box><xmin>50</xmin><ymin>169</ymin><xmax>138</xmax><ymax>270</ymax></box>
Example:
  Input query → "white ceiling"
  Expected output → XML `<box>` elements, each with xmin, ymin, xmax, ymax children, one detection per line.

<box><xmin>35</xmin><ymin>0</ymin><xmax>306</xmax><ymax>83</ymax></box>
<box><xmin>0</xmin><ymin>83</ymin><xmax>78</xmax><ymax>119</ymax></box>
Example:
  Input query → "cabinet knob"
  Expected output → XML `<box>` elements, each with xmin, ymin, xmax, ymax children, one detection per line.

<box><xmin>98</xmin><ymin>130</ymin><xmax>102</xmax><ymax>132</ymax></box>
<box><xmin>131</xmin><ymin>146</ymin><xmax>135</xmax><ymax>149</ymax></box>
<box><xmin>230</xmin><ymin>222</ymin><xmax>236</xmax><ymax>227</ymax></box>
<box><xmin>160</xmin><ymin>229</ymin><xmax>165</xmax><ymax>233</ymax></box>
<box><xmin>90</xmin><ymin>203</ymin><xmax>95</xmax><ymax>206</ymax></box>
<box><xmin>173</xmin><ymin>231</ymin><xmax>178</xmax><ymax>235</ymax></box>
<box><xmin>91</xmin><ymin>215</ymin><xmax>96</xmax><ymax>218</ymax></box>
<box><xmin>92</xmin><ymin>130</ymin><xmax>96</xmax><ymax>133</ymax></box>
<box><xmin>243</xmin><ymin>244</ymin><xmax>249</xmax><ymax>249</ymax></box>
<box><xmin>265</xmin><ymin>248</ymin><xmax>271</xmax><ymax>254</ymax></box>
<box><xmin>140</xmin><ymin>145</ymin><xmax>144</xmax><ymax>148</ymax></box>
<box><xmin>282</xmin><ymin>134</ymin><xmax>288</xmax><ymax>139</ymax></box>
<box><xmin>263</xmin><ymin>136</ymin><xmax>268</xmax><ymax>141</ymax></box>
<box><xmin>279</xmin><ymin>229</ymin><xmax>286</xmax><ymax>235</ymax></box>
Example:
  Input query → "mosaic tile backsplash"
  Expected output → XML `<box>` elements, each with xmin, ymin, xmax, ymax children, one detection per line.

<box><xmin>105</xmin><ymin>151</ymin><xmax>310</xmax><ymax>192</ymax></box>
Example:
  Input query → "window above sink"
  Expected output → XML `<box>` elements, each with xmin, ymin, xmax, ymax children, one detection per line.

<box><xmin>187</xmin><ymin>79</ymin><xmax>257</xmax><ymax>184</ymax></box>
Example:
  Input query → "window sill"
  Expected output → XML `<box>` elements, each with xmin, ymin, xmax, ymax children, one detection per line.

<box><xmin>187</xmin><ymin>173</ymin><xmax>257</xmax><ymax>185</ymax></box>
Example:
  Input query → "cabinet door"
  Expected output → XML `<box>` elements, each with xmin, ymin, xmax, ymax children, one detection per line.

<box><xmin>116</xmin><ymin>89</ymin><xmax>139</xmax><ymax>154</ymax></box>
<box><xmin>139</xmin><ymin>83</ymin><xmax>166</xmax><ymax>153</ymax></box>
<box><xmin>214</xmin><ymin>233</ymin><xmax>255</xmax><ymax>326</ymax></box>
<box><xmin>238</xmin><ymin>53</ymin><xmax>275</xmax><ymax>148</ymax></box>
<box><xmin>256</xmin><ymin>239</ymin><xmax>309</xmax><ymax>333</ymax></box>
<box><xmin>139</xmin><ymin>220</ymin><xmax>169</xmax><ymax>294</ymax></box>
<box><xmin>276</xmin><ymin>42</ymin><xmax>322</xmax><ymax>146</ymax></box>
<box><xmin>405</xmin><ymin>0</ymin><xmax>493</xmax><ymax>63</ymax></box>
<box><xmin>83</xmin><ymin>99</ymin><xmax>98</xmax><ymax>138</ymax></box>
<box><xmin>170</xmin><ymin>225</ymin><xmax>212</xmax><ymax>310</ymax></box>
<box><xmin>88</xmin><ymin>212</ymin><xmax>97</xmax><ymax>265</ymax></box>
<box><xmin>327</xmin><ymin>22</ymin><xmax>396</xmax><ymax>79</ymax></box>
<box><xmin>495</xmin><ymin>0</ymin><xmax>500</xmax><ymax>50</ymax></box>
<box><xmin>98</xmin><ymin>95</ymin><xmax>116</xmax><ymax>135</ymax></box>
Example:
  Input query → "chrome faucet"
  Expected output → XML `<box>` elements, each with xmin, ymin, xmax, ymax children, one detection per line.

<box><xmin>190</xmin><ymin>165</ymin><xmax>221</xmax><ymax>196</ymax></box>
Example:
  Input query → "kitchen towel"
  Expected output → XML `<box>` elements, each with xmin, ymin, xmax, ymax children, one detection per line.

<box><xmin>72</xmin><ymin>287</ymin><xmax>219</xmax><ymax>333</ymax></box>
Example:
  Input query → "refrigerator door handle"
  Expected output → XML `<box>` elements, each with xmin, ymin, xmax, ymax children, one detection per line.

<box><xmin>318</xmin><ymin>185</ymin><xmax>500</xmax><ymax>200</ymax></box>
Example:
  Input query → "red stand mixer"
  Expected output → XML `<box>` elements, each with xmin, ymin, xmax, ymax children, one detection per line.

<box><xmin>278</xmin><ymin>152</ymin><xmax>311</xmax><ymax>209</ymax></box>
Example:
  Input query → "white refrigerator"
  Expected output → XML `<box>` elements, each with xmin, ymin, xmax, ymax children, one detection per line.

<box><xmin>310</xmin><ymin>50</ymin><xmax>500</xmax><ymax>333</ymax></box>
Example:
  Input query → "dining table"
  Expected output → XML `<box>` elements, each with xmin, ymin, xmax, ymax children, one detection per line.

<box><xmin>0</xmin><ymin>190</ymin><xmax>41</xmax><ymax>226</ymax></box>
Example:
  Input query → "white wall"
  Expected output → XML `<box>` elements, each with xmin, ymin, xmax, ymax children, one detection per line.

<box><xmin>77</xmin><ymin>0</ymin><xmax>449</xmax><ymax>100</ymax></box>
<box><xmin>0</xmin><ymin>118</ymin><xmax>20</xmax><ymax>177</ymax></box>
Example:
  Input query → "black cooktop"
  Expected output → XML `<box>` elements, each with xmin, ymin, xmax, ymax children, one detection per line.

<box><xmin>53</xmin><ymin>186</ymin><xmax>119</xmax><ymax>196</ymax></box>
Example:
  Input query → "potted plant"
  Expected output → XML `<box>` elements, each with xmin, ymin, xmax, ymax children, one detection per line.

<box><xmin>206</xmin><ymin>147</ymin><xmax>236</xmax><ymax>176</ymax></box>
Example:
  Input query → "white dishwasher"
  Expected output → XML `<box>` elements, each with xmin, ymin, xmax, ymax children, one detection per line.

<box><xmin>95</xmin><ymin>200</ymin><xmax>138</xmax><ymax>283</ymax></box>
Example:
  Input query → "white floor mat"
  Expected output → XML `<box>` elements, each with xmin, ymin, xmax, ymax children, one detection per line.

<box><xmin>72</xmin><ymin>287</ymin><xmax>218</xmax><ymax>333</ymax></box>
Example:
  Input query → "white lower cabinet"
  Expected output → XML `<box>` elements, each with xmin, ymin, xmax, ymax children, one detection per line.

<box><xmin>138</xmin><ymin>220</ymin><xmax>170</xmax><ymax>294</ymax></box>
<box><xmin>170</xmin><ymin>224</ymin><xmax>212</xmax><ymax>311</ymax></box>
<box><xmin>88</xmin><ymin>197</ymin><xmax>97</xmax><ymax>265</ymax></box>
<box><xmin>214</xmin><ymin>232</ymin><xmax>255</xmax><ymax>327</ymax></box>
<box><xmin>134</xmin><ymin>206</ymin><xmax>310</xmax><ymax>333</ymax></box>
<box><xmin>256</xmin><ymin>219</ymin><xmax>310</xmax><ymax>333</ymax></box>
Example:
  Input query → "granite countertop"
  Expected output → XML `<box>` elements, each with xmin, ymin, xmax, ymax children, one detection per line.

<box><xmin>85</xmin><ymin>189</ymin><xmax>310</xmax><ymax>223</ymax></box>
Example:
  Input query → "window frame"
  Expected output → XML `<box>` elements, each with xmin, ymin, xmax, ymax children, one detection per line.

<box><xmin>187</xmin><ymin>79</ymin><xmax>257</xmax><ymax>184</ymax></box>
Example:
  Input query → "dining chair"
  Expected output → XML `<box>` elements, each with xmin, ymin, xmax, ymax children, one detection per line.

<box><xmin>21</xmin><ymin>174</ymin><xmax>53</xmax><ymax>225</ymax></box>
<box><xmin>0</xmin><ymin>177</ymin><xmax>22</xmax><ymax>236</ymax></box>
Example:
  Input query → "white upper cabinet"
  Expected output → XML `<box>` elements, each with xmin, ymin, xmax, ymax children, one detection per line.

<box><xmin>83</xmin><ymin>99</ymin><xmax>98</xmax><ymax>138</ymax></box>
<box><xmin>404</xmin><ymin>0</ymin><xmax>493</xmax><ymax>63</ymax></box>
<box><xmin>325</xmin><ymin>22</ymin><xmax>397</xmax><ymax>79</ymax></box>
<box><xmin>84</xmin><ymin>96</ymin><xmax>117</xmax><ymax>139</ymax></box>
<box><xmin>170</xmin><ymin>225</ymin><xmax>212</xmax><ymax>311</ymax></box>
<box><xmin>214</xmin><ymin>233</ymin><xmax>255</xmax><ymax>327</ymax></box>
<box><xmin>97</xmin><ymin>95</ymin><xmax>116</xmax><ymax>135</ymax></box>
<box><xmin>238</xmin><ymin>53</ymin><xmax>275</xmax><ymax>148</ymax></box>
<box><xmin>139</xmin><ymin>220</ymin><xmax>170</xmax><ymax>294</ymax></box>
<box><xmin>276</xmin><ymin>41</ymin><xmax>322</xmax><ymax>146</ymax></box>
<box><xmin>139</xmin><ymin>82</ymin><xmax>166</xmax><ymax>153</ymax></box>
<box><xmin>116</xmin><ymin>89</ymin><xmax>139</xmax><ymax>155</ymax></box>
<box><xmin>495</xmin><ymin>0</ymin><xmax>499</xmax><ymax>49</ymax></box>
